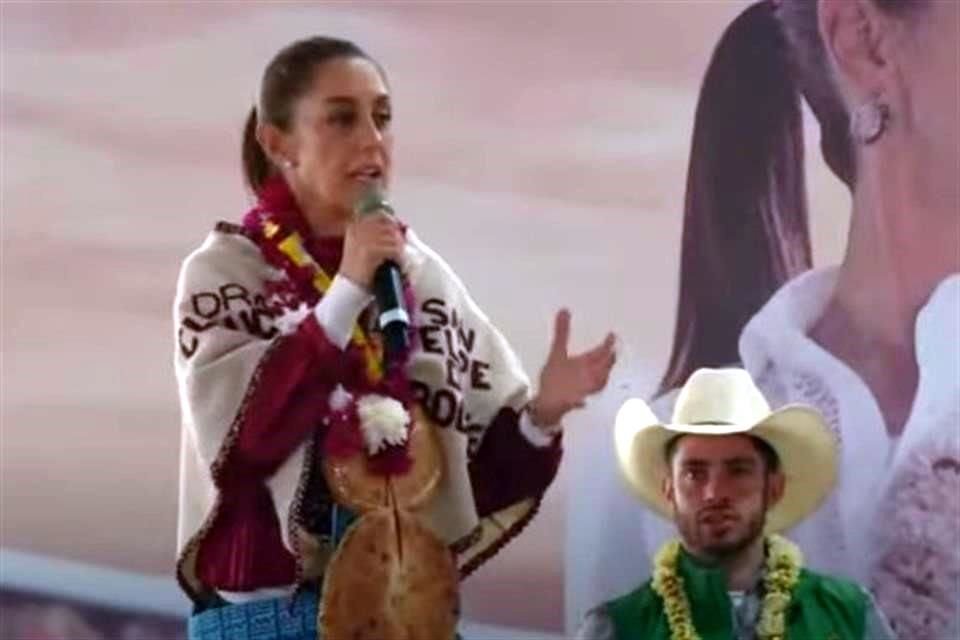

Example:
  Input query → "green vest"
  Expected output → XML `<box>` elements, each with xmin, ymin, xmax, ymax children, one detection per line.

<box><xmin>606</xmin><ymin>550</ymin><xmax>867</xmax><ymax>640</ymax></box>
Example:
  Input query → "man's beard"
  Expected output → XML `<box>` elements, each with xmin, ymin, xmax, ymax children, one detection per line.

<box><xmin>674</xmin><ymin>500</ymin><xmax>767</xmax><ymax>561</ymax></box>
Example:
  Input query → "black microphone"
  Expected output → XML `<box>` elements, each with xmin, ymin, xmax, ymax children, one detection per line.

<box><xmin>354</xmin><ymin>185</ymin><xmax>410</xmax><ymax>363</ymax></box>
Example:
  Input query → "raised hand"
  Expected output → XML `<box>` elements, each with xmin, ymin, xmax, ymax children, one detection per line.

<box><xmin>530</xmin><ymin>309</ymin><xmax>616</xmax><ymax>428</ymax></box>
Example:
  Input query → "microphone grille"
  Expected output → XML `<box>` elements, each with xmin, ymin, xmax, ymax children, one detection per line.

<box><xmin>354</xmin><ymin>184</ymin><xmax>390</xmax><ymax>217</ymax></box>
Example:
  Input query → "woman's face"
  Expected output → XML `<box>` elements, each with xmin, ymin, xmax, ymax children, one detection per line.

<box><xmin>275</xmin><ymin>56</ymin><xmax>393</xmax><ymax>222</ymax></box>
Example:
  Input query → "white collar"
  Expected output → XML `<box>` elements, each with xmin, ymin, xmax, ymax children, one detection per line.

<box><xmin>740</xmin><ymin>267</ymin><xmax>960</xmax><ymax>462</ymax></box>
<box><xmin>740</xmin><ymin>267</ymin><xmax>960</xmax><ymax>397</ymax></box>
<box><xmin>738</xmin><ymin>267</ymin><xmax>838</xmax><ymax>379</ymax></box>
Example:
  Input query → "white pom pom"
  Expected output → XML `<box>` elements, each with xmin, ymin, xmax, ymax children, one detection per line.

<box><xmin>356</xmin><ymin>394</ymin><xmax>410</xmax><ymax>455</ymax></box>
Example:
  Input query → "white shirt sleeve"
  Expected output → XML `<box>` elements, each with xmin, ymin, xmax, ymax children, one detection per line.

<box><xmin>518</xmin><ymin>409</ymin><xmax>562</xmax><ymax>448</ymax></box>
<box><xmin>313</xmin><ymin>275</ymin><xmax>373</xmax><ymax>350</ymax></box>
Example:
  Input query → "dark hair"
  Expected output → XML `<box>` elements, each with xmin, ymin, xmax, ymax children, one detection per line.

<box><xmin>664</xmin><ymin>433</ymin><xmax>781</xmax><ymax>474</ymax></box>
<box><xmin>242</xmin><ymin>36</ymin><xmax>377</xmax><ymax>195</ymax></box>
<box><xmin>657</xmin><ymin>1</ymin><xmax>811</xmax><ymax>395</ymax></box>
<box><xmin>658</xmin><ymin>0</ymin><xmax>926</xmax><ymax>396</ymax></box>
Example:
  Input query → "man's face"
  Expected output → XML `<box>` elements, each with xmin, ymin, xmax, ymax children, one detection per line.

<box><xmin>664</xmin><ymin>434</ymin><xmax>784</xmax><ymax>560</ymax></box>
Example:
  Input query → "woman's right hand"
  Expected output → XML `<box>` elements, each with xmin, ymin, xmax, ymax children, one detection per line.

<box><xmin>339</xmin><ymin>213</ymin><xmax>405</xmax><ymax>290</ymax></box>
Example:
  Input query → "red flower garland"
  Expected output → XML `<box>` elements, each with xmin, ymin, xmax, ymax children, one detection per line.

<box><xmin>242</xmin><ymin>176</ymin><xmax>417</xmax><ymax>476</ymax></box>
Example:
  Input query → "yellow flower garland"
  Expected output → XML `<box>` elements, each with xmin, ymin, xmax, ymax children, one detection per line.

<box><xmin>651</xmin><ymin>535</ymin><xmax>803</xmax><ymax>640</ymax></box>
<box><xmin>264</xmin><ymin>221</ymin><xmax>384</xmax><ymax>383</ymax></box>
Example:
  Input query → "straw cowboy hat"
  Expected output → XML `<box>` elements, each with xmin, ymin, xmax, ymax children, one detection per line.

<box><xmin>614</xmin><ymin>368</ymin><xmax>837</xmax><ymax>533</ymax></box>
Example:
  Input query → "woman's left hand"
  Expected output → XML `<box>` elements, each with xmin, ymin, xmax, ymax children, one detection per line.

<box><xmin>530</xmin><ymin>309</ymin><xmax>616</xmax><ymax>428</ymax></box>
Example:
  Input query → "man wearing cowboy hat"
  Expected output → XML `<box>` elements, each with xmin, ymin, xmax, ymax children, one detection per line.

<box><xmin>576</xmin><ymin>368</ymin><xmax>895</xmax><ymax>640</ymax></box>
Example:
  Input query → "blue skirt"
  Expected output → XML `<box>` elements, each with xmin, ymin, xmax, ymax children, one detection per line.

<box><xmin>188</xmin><ymin>589</ymin><xmax>464</xmax><ymax>640</ymax></box>
<box><xmin>188</xmin><ymin>588</ymin><xmax>318</xmax><ymax>640</ymax></box>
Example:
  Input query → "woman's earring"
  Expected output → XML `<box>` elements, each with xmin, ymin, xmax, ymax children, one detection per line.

<box><xmin>851</xmin><ymin>99</ymin><xmax>890</xmax><ymax>145</ymax></box>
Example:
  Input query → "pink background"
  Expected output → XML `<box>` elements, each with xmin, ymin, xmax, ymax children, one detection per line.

<box><xmin>1</xmin><ymin>1</ymin><xmax>851</xmax><ymax>632</ymax></box>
